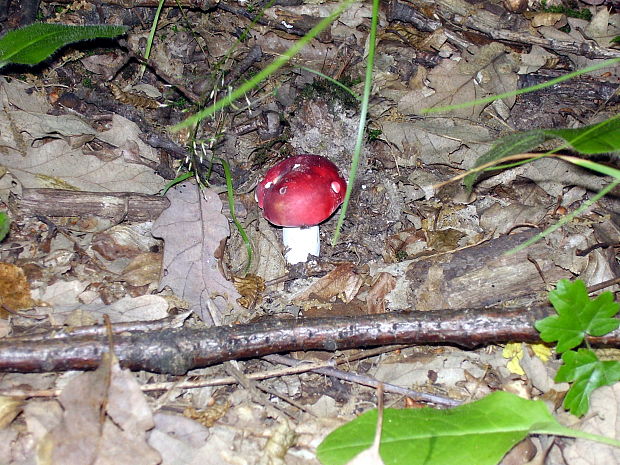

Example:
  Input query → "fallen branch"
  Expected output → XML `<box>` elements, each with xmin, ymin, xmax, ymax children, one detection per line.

<box><xmin>389</xmin><ymin>0</ymin><xmax>619</xmax><ymax>59</ymax></box>
<box><xmin>1</xmin><ymin>306</ymin><xmax>619</xmax><ymax>374</ymax></box>
<box><xmin>14</xmin><ymin>188</ymin><xmax>169</xmax><ymax>222</ymax></box>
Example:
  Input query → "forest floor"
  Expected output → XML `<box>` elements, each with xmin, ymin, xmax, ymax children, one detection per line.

<box><xmin>0</xmin><ymin>0</ymin><xmax>620</xmax><ymax>464</ymax></box>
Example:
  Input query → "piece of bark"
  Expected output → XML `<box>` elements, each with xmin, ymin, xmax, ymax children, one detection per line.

<box><xmin>384</xmin><ymin>230</ymin><xmax>573</xmax><ymax>311</ymax></box>
<box><xmin>13</xmin><ymin>188</ymin><xmax>169</xmax><ymax>222</ymax></box>
<box><xmin>1</xmin><ymin>306</ymin><xmax>619</xmax><ymax>374</ymax></box>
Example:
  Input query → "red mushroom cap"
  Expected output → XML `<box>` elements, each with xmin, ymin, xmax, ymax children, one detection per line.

<box><xmin>256</xmin><ymin>154</ymin><xmax>347</xmax><ymax>227</ymax></box>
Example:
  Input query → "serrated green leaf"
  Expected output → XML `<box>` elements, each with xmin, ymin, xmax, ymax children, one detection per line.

<box><xmin>0</xmin><ymin>23</ymin><xmax>128</xmax><ymax>68</ymax></box>
<box><xmin>535</xmin><ymin>279</ymin><xmax>619</xmax><ymax>352</ymax></box>
<box><xmin>0</xmin><ymin>212</ymin><xmax>9</xmax><ymax>241</ymax></box>
<box><xmin>464</xmin><ymin>130</ymin><xmax>548</xmax><ymax>191</ymax></box>
<box><xmin>316</xmin><ymin>391</ymin><xmax>617</xmax><ymax>465</ymax></box>
<box><xmin>555</xmin><ymin>349</ymin><xmax>620</xmax><ymax>416</ymax></box>
<box><xmin>543</xmin><ymin>116</ymin><xmax>620</xmax><ymax>154</ymax></box>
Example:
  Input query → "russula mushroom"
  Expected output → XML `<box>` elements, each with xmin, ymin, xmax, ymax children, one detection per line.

<box><xmin>255</xmin><ymin>154</ymin><xmax>347</xmax><ymax>264</ymax></box>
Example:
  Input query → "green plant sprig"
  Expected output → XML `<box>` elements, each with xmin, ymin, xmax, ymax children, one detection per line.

<box><xmin>317</xmin><ymin>281</ymin><xmax>620</xmax><ymax>465</ymax></box>
<box><xmin>217</xmin><ymin>156</ymin><xmax>253</xmax><ymax>273</ymax></box>
<box><xmin>139</xmin><ymin>0</ymin><xmax>166</xmax><ymax>79</ymax></box>
<box><xmin>536</xmin><ymin>279</ymin><xmax>620</xmax><ymax>416</ymax></box>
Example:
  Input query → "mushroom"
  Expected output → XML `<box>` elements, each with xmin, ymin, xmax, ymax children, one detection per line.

<box><xmin>255</xmin><ymin>154</ymin><xmax>347</xmax><ymax>264</ymax></box>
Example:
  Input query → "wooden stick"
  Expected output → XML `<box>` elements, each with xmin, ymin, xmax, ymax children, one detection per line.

<box><xmin>1</xmin><ymin>306</ymin><xmax>619</xmax><ymax>374</ymax></box>
<box><xmin>14</xmin><ymin>188</ymin><xmax>169</xmax><ymax>222</ymax></box>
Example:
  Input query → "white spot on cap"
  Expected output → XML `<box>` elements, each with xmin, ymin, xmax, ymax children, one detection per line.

<box><xmin>279</xmin><ymin>186</ymin><xmax>287</xmax><ymax>195</ymax></box>
<box><xmin>292</xmin><ymin>163</ymin><xmax>301</xmax><ymax>170</ymax></box>
<box><xmin>331</xmin><ymin>181</ymin><xmax>341</xmax><ymax>194</ymax></box>
<box><xmin>264</xmin><ymin>181</ymin><xmax>273</xmax><ymax>189</ymax></box>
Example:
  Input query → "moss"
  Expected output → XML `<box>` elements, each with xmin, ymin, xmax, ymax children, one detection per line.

<box><xmin>299</xmin><ymin>75</ymin><xmax>361</xmax><ymax>109</ymax></box>
<box><xmin>540</xmin><ymin>0</ymin><xmax>592</xmax><ymax>21</ymax></box>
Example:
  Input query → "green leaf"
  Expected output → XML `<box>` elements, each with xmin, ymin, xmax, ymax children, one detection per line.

<box><xmin>543</xmin><ymin>116</ymin><xmax>620</xmax><ymax>154</ymax></box>
<box><xmin>463</xmin><ymin>130</ymin><xmax>548</xmax><ymax>191</ymax></box>
<box><xmin>317</xmin><ymin>391</ymin><xmax>619</xmax><ymax>465</ymax></box>
<box><xmin>556</xmin><ymin>349</ymin><xmax>620</xmax><ymax>417</ymax></box>
<box><xmin>535</xmin><ymin>279</ymin><xmax>619</xmax><ymax>352</ymax></box>
<box><xmin>0</xmin><ymin>212</ymin><xmax>9</xmax><ymax>241</ymax></box>
<box><xmin>0</xmin><ymin>23</ymin><xmax>128</xmax><ymax>68</ymax></box>
<box><xmin>465</xmin><ymin>115</ymin><xmax>620</xmax><ymax>190</ymax></box>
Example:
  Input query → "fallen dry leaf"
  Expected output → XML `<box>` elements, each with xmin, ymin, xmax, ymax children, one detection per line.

<box><xmin>366</xmin><ymin>273</ymin><xmax>396</xmax><ymax>314</ymax></box>
<box><xmin>40</xmin><ymin>353</ymin><xmax>160</xmax><ymax>465</ymax></box>
<box><xmin>121</xmin><ymin>252</ymin><xmax>162</xmax><ymax>287</ymax></box>
<box><xmin>293</xmin><ymin>263</ymin><xmax>363</xmax><ymax>305</ymax></box>
<box><xmin>3</xmin><ymin>138</ymin><xmax>162</xmax><ymax>192</ymax></box>
<box><xmin>398</xmin><ymin>42</ymin><xmax>517</xmax><ymax>119</ymax></box>
<box><xmin>151</xmin><ymin>183</ymin><xmax>241</xmax><ymax>324</ymax></box>
<box><xmin>0</xmin><ymin>78</ymin><xmax>162</xmax><ymax>193</ymax></box>
<box><xmin>0</xmin><ymin>396</ymin><xmax>23</xmax><ymax>429</ymax></box>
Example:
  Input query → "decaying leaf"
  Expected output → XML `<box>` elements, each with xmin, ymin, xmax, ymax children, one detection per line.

<box><xmin>40</xmin><ymin>353</ymin><xmax>160</xmax><ymax>465</ymax></box>
<box><xmin>2</xmin><ymin>138</ymin><xmax>162</xmax><ymax>192</ymax></box>
<box><xmin>563</xmin><ymin>383</ymin><xmax>620</xmax><ymax>464</ymax></box>
<box><xmin>398</xmin><ymin>42</ymin><xmax>518</xmax><ymax>118</ymax></box>
<box><xmin>152</xmin><ymin>183</ymin><xmax>241</xmax><ymax>324</ymax></box>
<box><xmin>0</xmin><ymin>395</ymin><xmax>23</xmax><ymax>428</ymax></box>
<box><xmin>233</xmin><ymin>274</ymin><xmax>266</xmax><ymax>309</ymax></box>
<box><xmin>293</xmin><ymin>263</ymin><xmax>363</xmax><ymax>305</ymax></box>
<box><xmin>121</xmin><ymin>252</ymin><xmax>163</xmax><ymax>287</ymax></box>
<box><xmin>0</xmin><ymin>79</ymin><xmax>162</xmax><ymax>193</ymax></box>
<box><xmin>366</xmin><ymin>272</ymin><xmax>396</xmax><ymax>314</ymax></box>
<box><xmin>260</xmin><ymin>419</ymin><xmax>297</xmax><ymax>465</ymax></box>
<box><xmin>35</xmin><ymin>279</ymin><xmax>169</xmax><ymax>324</ymax></box>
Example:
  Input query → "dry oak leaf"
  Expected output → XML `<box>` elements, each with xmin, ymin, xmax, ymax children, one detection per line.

<box><xmin>398</xmin><ymin>42</ymin><xmax>517</xmax><ymax>119</ymax></box>
<box><xmin>293</xmin><ymin>263</ymin><xmax>363</xmax><ymax>305</ymax></box>
<box><xmin>40</xmin><ymin>353</ymin><xmax>160</xmax><ymax>465</ymax></box>
<box><xmin>366</xmin><ymin>272</ymin><xmax>397</xmax><ymax>315</ymax></box>
<box><xmin>151</xmin><ymin>182</ymin><xmax>241</xmax><ymax>324</ymax></box>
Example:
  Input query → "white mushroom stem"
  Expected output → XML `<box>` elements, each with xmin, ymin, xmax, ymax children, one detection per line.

<box><xmin>282</xmin><ymin>225</ymin><xmax>320</xmax><ymax>264</ymax></box>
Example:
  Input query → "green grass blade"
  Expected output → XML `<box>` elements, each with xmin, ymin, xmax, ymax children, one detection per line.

<box><xmin>331</xmin><ymin>0</ymin><xmax>379</xmax><ymax>245</ymax></box>
<box><xmin>217</xmin><ymin>157</ymin><xmax>253</xmax><ymax>272</ymax></box>
<box><xmin>559</xmin><ymin>156</ymin><xmax>620</xmax><ymax>179</ymax></box>
<box><xmin>139</xmin><ymin>0</ymin><xmax>166</xmax><ymax>79</ymax></box>
<box><xmin>0</xmin><ymin>212</ymin><xmax>9</xmax><ymax>241</ymax></box>
<box><xmin>161</xmin><ymin>171</ymin><xmax>194</xmax><ymax>195</ymax></box>
<box><xmin>172</xmin><ymin>0</ymin><xmax>354</xmax><ymax>131</ymax></box>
